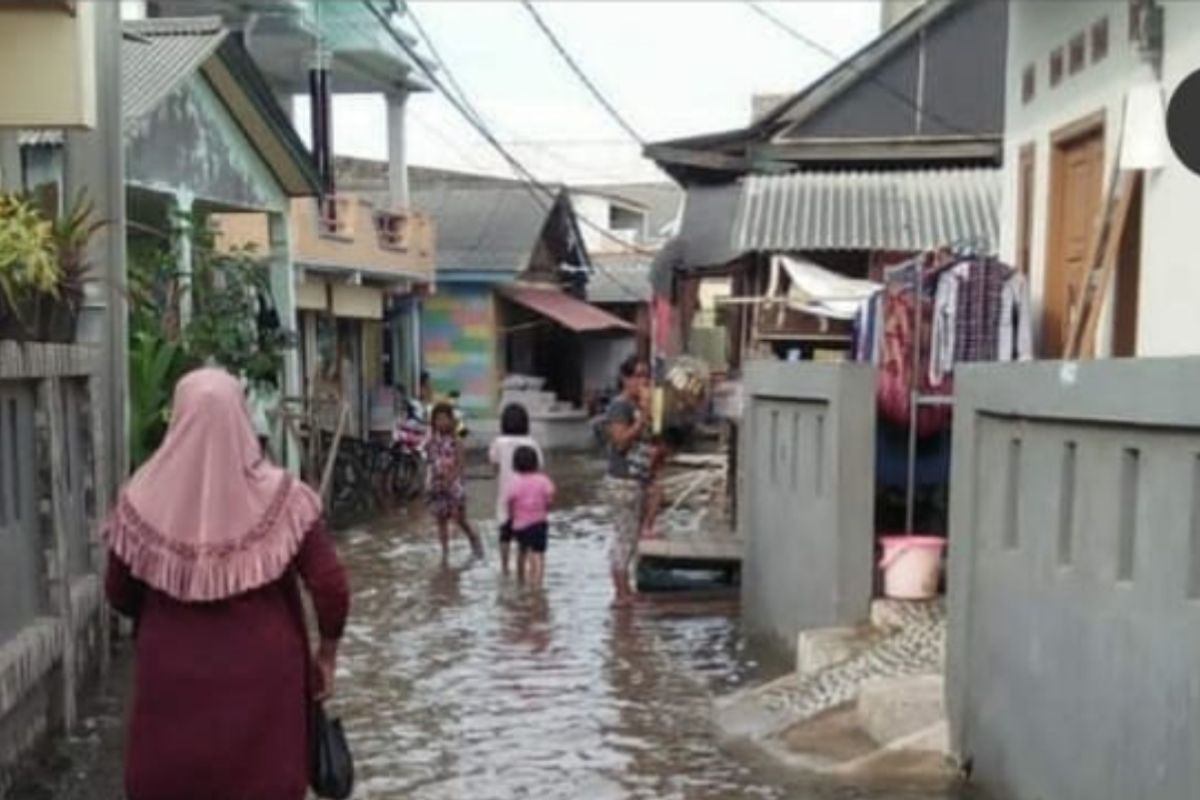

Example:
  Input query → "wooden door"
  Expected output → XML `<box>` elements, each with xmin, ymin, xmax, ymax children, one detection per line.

<box><xmin>1045</xmin><ymin>118</ymin><xmax>1104</xmax><ymax>357</ymax></box>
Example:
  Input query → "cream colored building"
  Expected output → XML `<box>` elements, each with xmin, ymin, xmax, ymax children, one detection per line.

<box><xmin>1000</xmin><ymin>0</ymin><xmax>1200</xmax><ymax>358</ymax></box>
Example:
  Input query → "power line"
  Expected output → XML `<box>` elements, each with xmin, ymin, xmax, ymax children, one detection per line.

<box><xmin>518</xmin><ymin>0</ymin><xmax>646</xmax><ymax>146</ymax></box>
<box><xmin>743</xmin><ymin>1</ymin><xmax>975</xmax><ymax>137</ymax></box>
<box><xmin>363</xmin><ymin>0</ymin><xmax>654</xmax><ymax>301</ymax></box>
<box><xmin>406</xmin><ymin>5</ymin><xmax>492</xmax><ymax>132</ymax></box>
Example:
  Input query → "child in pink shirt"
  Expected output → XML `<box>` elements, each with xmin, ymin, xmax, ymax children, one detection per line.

<box><xmin>504</xmin><ymin>445</ymin><xmax>556</xmax><ymax>587</ymax></box>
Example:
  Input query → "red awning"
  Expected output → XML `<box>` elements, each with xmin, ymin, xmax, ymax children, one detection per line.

<box><xmin>498</xmin><ymin>285</ymin><xmax>634</xmax><ymax>334</ymax></box>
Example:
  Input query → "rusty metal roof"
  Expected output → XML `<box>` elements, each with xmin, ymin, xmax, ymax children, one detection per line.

<box><xmin>498</xmin><ymin>285</ymin><xmax>634</xmax><ymax>334</ymax></box>
<box><xmin>732</xmin><ymin>167</ymin><xmax>1000</xmax><ymax>253</ymax></box>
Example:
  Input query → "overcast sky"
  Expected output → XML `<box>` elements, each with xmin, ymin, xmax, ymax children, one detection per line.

<box><xmin>315</xmin><ymin>1</ymin><xmax>881</xmax><ymax>185</ymax></box>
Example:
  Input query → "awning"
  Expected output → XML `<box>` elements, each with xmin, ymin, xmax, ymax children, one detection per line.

<box><xmin>498</xmin><ymin>285</ymin><xmax>634</xmax><ymax>334</ymax></box>
<box><xmin>733</xmin><ymin>168</ymin><xmax>1001</xmax><ymax>253</ymax></box>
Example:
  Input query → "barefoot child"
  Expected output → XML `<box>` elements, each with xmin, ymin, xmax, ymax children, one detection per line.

<box><xmin>488</xmin><ymin>403</ymin><xmax>543</xmax><ymax>578</ymax></box>
<box><xmin>505</xmin><ymin>445</ymin><xmax>555</xmax><ymax>587</ymax></box>
<box><xmin>428</xmin><ymin>403</ymin><xmax>484</xmax><ymax>563</ymax></box>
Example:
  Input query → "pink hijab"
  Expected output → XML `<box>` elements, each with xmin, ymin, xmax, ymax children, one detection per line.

<box><xmin>105</xmin><ymin>368</ymin><xmax>322</xmax><ymax>602</ymax></box>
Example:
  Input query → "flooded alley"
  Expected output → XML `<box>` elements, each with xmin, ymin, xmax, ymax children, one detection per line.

<box><xmin>14</xmin><ymin>456</ymin><xmax>965</xmax><ymax>800</ymax></box>
<box><xmin>307</xmin><ymin>454</ymin><xmax>962</xmax><ymax>800</ymax></box>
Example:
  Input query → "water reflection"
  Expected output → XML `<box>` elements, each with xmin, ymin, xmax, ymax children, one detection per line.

<box><xmin>334</xmin><ymin>456</ymin><xmax>959</xmax><ymax>800</ymax></box>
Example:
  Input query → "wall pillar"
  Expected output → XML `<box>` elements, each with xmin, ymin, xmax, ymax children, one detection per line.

<box><xmin>269</xmin><ymin>212</ymin><xmax>301</xmax><ymax>473</ymax></box>
<box><xmin>0</xmin><ymin>131</ymin><xmax>21</xmax><ymax>190</ymax></box>
<box><xmin>64</xmin><ymin>0</ymin><xmax>126</xmax><ymax>484</ymax></box>
<box><xmin>386</xmin><ymin>91</ymin><xmax>410</xmax><ymax>209</ymax></box>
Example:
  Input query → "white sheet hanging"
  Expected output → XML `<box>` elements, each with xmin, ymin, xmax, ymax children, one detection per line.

<box><xmin>770</xmin><ymin>255</ymin><xmax>881</xmax><ymax>320</ymax></box>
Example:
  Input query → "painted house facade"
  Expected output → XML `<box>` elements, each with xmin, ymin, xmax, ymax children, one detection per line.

<box><xmin>150</xmin><ymin>0</ymin><xmax>437</xmax><ymax>440</ymax></box>
<box><xmin>999</xmin><ymin>0</ymin><xmax>1198</xmax><ymax>358</ymax></box>
<box><xmin>412</xmin><ymin>172</ymin><xmax>632</xmax><ymax>424</ymax></box>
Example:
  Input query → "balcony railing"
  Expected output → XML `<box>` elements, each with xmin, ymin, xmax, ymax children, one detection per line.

<box><xmin>291</xmin><ymin>193</ymin><xmax>435</xmax><ymax>282</ymax></box>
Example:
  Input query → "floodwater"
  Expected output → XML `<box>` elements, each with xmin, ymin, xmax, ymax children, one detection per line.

<box><xmin>334</xmin><ymin>455</ymin><xmax>960</xmax><ymax>800</ymax></box>
<box><xmin>15</xmin><ymin>454</ymin><xmax>964</xmax><ymax>800</ymax></box>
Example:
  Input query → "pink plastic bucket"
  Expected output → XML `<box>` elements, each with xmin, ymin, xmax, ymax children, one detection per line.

<box><xmin>879</xmin><ymin>535</ymin><xmax>946</xmax><ymax>600</ymax></box>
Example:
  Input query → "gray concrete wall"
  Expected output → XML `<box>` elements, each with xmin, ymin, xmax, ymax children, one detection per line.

<box><xmin>738</xmin><ymin>361</ymin><xmax>877</xmax><ymax>658</ymax></box>
<box><xmin>947</xmin><ymin>358</ymin><xmax>1200</xmax><ymax>800</ymax></box>
<box><xmin>0</xmin><ymin>358</ymin><xmax>106</xmax><ymax>798</ymax></box>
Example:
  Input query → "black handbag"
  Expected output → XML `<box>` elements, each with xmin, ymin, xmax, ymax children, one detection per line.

<box><xmin>310</xmin><ymin>703</ymin><xmax>354</xmax><ymax>799</ymax></box>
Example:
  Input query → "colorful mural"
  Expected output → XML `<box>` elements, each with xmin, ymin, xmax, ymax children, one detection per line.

<box><xmin>422</xmin><ymin>284</ymin><xmax>498</xmax><ymax>416</ymax></box>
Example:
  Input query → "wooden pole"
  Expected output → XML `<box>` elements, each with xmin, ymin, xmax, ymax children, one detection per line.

<box><xmin>42</xmin><ymin>377</ymin><xmax>77</xmax><ymax>731</ymax></box>
<box><xmin>318</xmin><ymin>401</ymin><xmax>349</xmax><ymax>503</ymax></box>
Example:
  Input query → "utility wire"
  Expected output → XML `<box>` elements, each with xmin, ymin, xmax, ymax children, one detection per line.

<box><xmin>407</xmin><ymin>5</ymin><xmax>492</xmax><ymax>132</ymax></box>
<box><xmin>365</xmin><ymin>0</ymin><xmax>654</xmax><ymax>302</ymax></box>
<box><xmin>743</xmin><ymin>0</ymin><xmax>975</xmax><ymax>137</ymax></box>
<box><xmin>519</xmin><ymin>0</ymin><xmax>646</xmax><ymax>146</ymax></box>
<box><xmin>413</xmin><ymin>5</ymin><xmax>650</xmax><ymax>184</ymax></box>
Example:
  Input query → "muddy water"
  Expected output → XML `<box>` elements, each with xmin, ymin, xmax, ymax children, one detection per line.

<box><xmin>334</xmin><ymin>456</ymin><xmax>957</xmax><ymax>800</ymax></box>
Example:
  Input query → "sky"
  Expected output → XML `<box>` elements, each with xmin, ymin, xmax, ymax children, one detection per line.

<box><xmin>310</xmin><ymin>1</ymin><xmax>882</xmax><ymax>185</ymax></box>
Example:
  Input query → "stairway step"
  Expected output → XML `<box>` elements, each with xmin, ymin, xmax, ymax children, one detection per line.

<box><xmin>857</xmin><ymin>673</ymin><xmax>946</xmax><ymax>746</ymax></box>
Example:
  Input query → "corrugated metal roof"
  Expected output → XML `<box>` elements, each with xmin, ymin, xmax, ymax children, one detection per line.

<box><xmin>733</xmin><ymin>168</ymin><xmax>1000</xmax><ymax>253</ymax></box>
<box><xmin>586</xmin><ymin>256</ymin><xmax>652</xmax><ymax>304</ymax></box>
<box><xmin>498</xmin><ymin>285</ymin><xmax>633</xmax><ymax>334</ymax></box>
<box><xmin>122</xmin><ymin>17</ymin><xmax>228</xmax><ymax>122</ymax></box>
<box><xmin>17</xmin><ymin>130</ymin><xmax>64</xmax><ymax>147</ymax></box>
<box><xmin>409</xmin><ymin>183</ymin><xmax>557</xmax><ymax>273</ymax></box>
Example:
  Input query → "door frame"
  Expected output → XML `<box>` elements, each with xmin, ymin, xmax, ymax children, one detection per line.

<box><xmin>1016</xmin><ymin>142</ymin><xmax>1036</xmax><ymax>275</ymax></box>
<box><xmin>1044</xmin><ymin>109</ymin><xmax>1106</xmax><ymax>357</ymax></box>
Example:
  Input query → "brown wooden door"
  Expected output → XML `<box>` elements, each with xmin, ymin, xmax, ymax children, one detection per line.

<box><xmin>1045</xmin><ymin>122</ymin><xmax>1104</xmax><ymax>357</ymax></box>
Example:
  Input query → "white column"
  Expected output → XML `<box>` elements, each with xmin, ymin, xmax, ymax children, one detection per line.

<box><xmin>386</xmin><ymin>91</ymin><xmax>410</xmax><ymax>209</ymax></box>
<box><xmin>174</xmin><ymin>191</ymin><xmax>195</xmax><ymax>327</ymax></box>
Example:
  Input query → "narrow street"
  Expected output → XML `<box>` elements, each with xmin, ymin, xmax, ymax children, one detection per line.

<box><xmin>13</xmin><ymin>455</ymin><xmax>967</xmax><ymax>800</ymax></box>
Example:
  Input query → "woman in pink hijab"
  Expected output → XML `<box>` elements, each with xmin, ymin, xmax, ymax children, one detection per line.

<box><xmin>104</xmin><ymin>368</ymin><xmax>349</xmax><ymax>800</ymax></box>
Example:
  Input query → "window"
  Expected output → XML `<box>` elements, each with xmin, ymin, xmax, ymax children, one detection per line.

<box><xmin>1050</xmin><ymin>48</ymin><xmax>1064</xmax><ymax>87</ymax></box>
<box><xmin>1130</xmin><ymin>0</ymin><xmax>1145</xmax><ymax>43</ymax></box>
<box><xmin>1069</xmin><ymin>33</ymin><xmax>1087</xmax><ymax>75</ymax></box>
<box><xmin>1022</xmin><ymin>64</ymin><xmax>1036</xmax><ymax>105</ymax></box>
<box><xmin>1092</xmin><ymin>17</ymin><xmax>1110</xmax><ymax>63</ymax></box>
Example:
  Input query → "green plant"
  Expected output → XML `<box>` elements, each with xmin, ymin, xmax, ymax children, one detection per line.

<box><xmin>128</xmin><ymin>330</ymin><xmax>192</xmax><ymax>468</ymax></box>
<box><xmin>49</xmin><ymin>189</ymin><xmax>105</xmax><ymax>319</ymax></box>
<box><xmin>124</xmin><ymin>210</ymin><xmax>293</xmax><ymax>466</ymax></box>
<box><xmin>0</xmin><ymin>193</ymin><xmax>59</xmax><ymax>314</ymax></box>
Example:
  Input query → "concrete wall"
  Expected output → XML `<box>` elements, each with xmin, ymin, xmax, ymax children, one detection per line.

<box><xmin>1001</xmin><ymin>2</ymin><xmax>1200</xmax><ymax>357</ymax></box>
<box><xmin>0</xmin><ymin>360</ymin><xmax>105</xmax><ymax>799</ymax></box>
<box><xmin>738</xmin><ymin>361</ymin><xmax>877</xmax><ymax>658</ymax></box>
<box><xmin>947</xmin><ymin>357</ymin><xmax>1200</xmax><ymax>800</ymax></box>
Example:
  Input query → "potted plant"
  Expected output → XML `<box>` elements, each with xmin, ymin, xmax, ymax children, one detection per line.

<box><xmin>0</xmin><ymin>193</ymin><xmax>59</xmax><ymax>341</ymax></box>
<box><xmin>38</xmin><ymin>190</ymin><xmax>104</xmax><ymax>342</ymax></box>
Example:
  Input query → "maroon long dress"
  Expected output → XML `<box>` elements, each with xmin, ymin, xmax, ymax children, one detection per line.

<box><xmin>105</xmin><ymin>521</ymin><xmax>349</xmax><ymax>800</ymax></box>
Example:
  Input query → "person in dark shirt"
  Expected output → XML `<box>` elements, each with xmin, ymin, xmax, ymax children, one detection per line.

<box><xmin>603</xmin><ymin>356</ymin><xmax>651</xmax><ymax>607</ymax></box>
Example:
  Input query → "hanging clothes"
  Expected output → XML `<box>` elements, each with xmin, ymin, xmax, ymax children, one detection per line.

<box><xmin>877</xmin><ymin>259</ymin><xmax>953</xmax><ymax>436</ymax></box>
<box><xmin>998</xmin><ymin>271</ymin><xmax>1034</xmax><ymax>362</ymax></box>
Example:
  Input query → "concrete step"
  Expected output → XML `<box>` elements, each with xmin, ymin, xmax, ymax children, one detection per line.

<box><xmin>832</xmin><ymin>720</ymin><xmax>956</xmax><ymax>791</ymax></box>
<box><xmin>857</xmin><ymin>673</ymin><xmax>946</xmax><ymax>746</ymax></box>
<box><xmin>795</xmin><ymin>626</ymin><xmax>876</xmax><ymax>677</ymax></box>
<box><xmin>870</xmin><ymin>597</ymin><xmax>945</xmax><ymax>631</ymax></box>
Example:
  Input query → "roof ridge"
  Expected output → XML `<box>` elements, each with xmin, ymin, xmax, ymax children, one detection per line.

<box><xmin>123</xmin><ymin>16</ymin><xmax>226</xmax><ymax>36</ymax></box>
